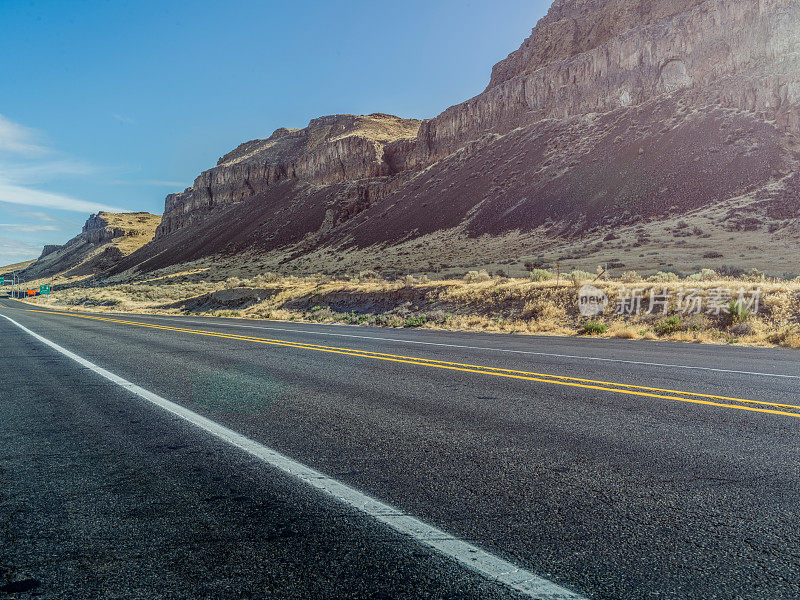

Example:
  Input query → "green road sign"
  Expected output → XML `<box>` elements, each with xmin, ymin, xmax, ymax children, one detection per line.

<box><xmin>0</xmin><ymin>277</ymin><xmax>4</xmax><ymax>285</ymax></box>
<box><xmin>40</xmin><ymin>284</ymin><xmax>51</xmax><ymax>295</ymax></box>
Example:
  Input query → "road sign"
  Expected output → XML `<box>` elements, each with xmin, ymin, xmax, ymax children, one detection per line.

<box><xmin>0</xmin><ymin>277</ymin><xmax>4</xmax><ymax>285</ymax></box>
<box><xmin>27</xmin><ymin>289</ymin><xmax>36</xmax><ymax>296</ymax></box>
<box><xmin>40</xmin><ymin>284</ymin><xmax>51</xmax><ymax>295</ymax></box>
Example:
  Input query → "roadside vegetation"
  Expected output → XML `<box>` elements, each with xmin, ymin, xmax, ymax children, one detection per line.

<box><xmin>19</xmin><ymin>267</ymin><xmax>800</xmax><ymax>348</ymax></box>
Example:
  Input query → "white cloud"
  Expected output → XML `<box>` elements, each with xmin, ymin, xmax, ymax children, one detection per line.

<box><xmin>0</xmin><ymin>114</ymin><xmax>130</xmax><ymax>214</ymax></box>
<box><xmin>113</xmin><ymin>114</ymin><xmax>136</xmax><ymax>125</ymax></box>
<box><xmin>0</xmin><ymin>158</ymin><xmax>100</xmax><ymax>185</ymax></box>
<box><xmin>12</xmin><ymin>210</ymin><xmax>59</xmax><ymax>222</ymax></box>
<box><xmin>0</xmin><ymin>223</ymin><xmax>61</xmax><ymax>232</ymax></box>
<box><xmin>0</xmin><ymin>237</ymin><xmax>42</xmax><ymax>261</ymax></box>
<box><xmin>106</xmin><ymin>178</ymin><xmax>186</xmax><ymax>187</ymax></box>
<box><xmin>0</xmin><ymin>114</ymin><xmax>48</xmax><ymax>156</ymax></box>
<box><xmin>0</xmin><ymin>181</ymin><xmax>126</xmax><ymax>213</ymax></box>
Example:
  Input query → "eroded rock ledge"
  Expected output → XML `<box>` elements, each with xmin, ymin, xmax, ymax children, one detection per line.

<box><xmin>153</xmin><ymin>0</ymin><xmax>800</xmax><ymax>250</ymax></box>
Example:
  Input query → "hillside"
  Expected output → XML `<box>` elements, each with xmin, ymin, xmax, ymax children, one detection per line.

<box><xmin>44</xmin><ymin>0</ymin><xmax>800</xmax><ymax>279</ymax></box>
<box><xmin>20</xmin><ymin>212</ymin><xmax>161</xmax><ymax>282</ymax></box>
<box><xmin>0</xmin><ymin>259</ymin><xmax>37</xmax><ymax>277</ymax></box>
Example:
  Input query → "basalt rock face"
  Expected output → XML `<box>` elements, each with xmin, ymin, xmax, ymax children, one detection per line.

<box><xmin>156</xmin><ymin>114</ymin><xmax>421</xmax><ymax>237</ymax></box>
<box><xmin>123</xmin><ymin>0</ymin><xmax>800</xmax><ymax>275</ymax></box>
<box><xmin>23</xmin><ymin>212</ymin><xmax>161</xmax><ymax>280</ymax></box>
<box><xmin>486</xmin><ymin>0</ymin><xmax>708</xmax><ymax>88</ymax></box>
<box><xmin>411</xmin><ymin>0</ymin><xmax>800</xmax><ymax>165</ymax></box>
<box><xmin>82</xmin><ymin>212</ymin><xmax>159</xmax><ymax>244</ymax></box>
<box><xmin>39</xmin><ymin>245</ymin><xmax>62</xmax><ymax>258</ymax></box>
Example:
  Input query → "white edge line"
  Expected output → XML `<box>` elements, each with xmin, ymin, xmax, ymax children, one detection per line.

<box><xmin>142</xmin><ymin>316</ymin><xmax>800</xmax><ymax>381</ymax></box>
<box><xmin>0</xmin><ymin>313</ymin><xmax>586</xmax><ymax>600</ymax></box>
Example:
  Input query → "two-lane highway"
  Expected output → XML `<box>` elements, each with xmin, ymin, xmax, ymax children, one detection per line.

<box><xmin>1</xmin><ymin>298</ymin><xmax>799</xmax><ymax>599</ymax></box>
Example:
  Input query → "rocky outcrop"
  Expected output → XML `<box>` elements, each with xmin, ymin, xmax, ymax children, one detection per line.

<box><xmin>157</xmin><ymin>114</ymin><xmax>421</xmax><ymax>236</ymax></box>
<box><xmin>485</xmin><ymin>0</ymin><xmax>708</xmax><ymax>90</ymax></box>
<box><xmin>39</xmin><ymin>245</ymin><xmax>62</xmax><ymax>258</ymax></box>
<box><xmin>411</xmin><ymin>0</ymin><xmax>800</xmax><ymax>165</ymax></box>
<box><xmin>22</xmin><ymin>212</ymin><xmax>161</xmax><ymax>280</ymax></box>
<box><xmin>83</xmin><ymin>212</ymin><xmax>160</xmax><ymax>244</ymax></box>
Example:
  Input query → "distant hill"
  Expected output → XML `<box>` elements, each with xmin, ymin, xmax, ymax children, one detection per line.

<box><xmin>0</xmin><ymin>260</ymin><xmax>37</xmax><ymax>277</ymax></box>
<box><xmin>20</xmin><ymin>212</ymin><xmax>161</xmax><ymax>282</ymax></box>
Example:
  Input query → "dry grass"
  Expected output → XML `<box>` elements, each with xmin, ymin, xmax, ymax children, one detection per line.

<box><xmin>0</xmin><ymin>259</ymin><xmax>37</xmax><ymax>275</ymax></box>
<box><xmin>20</xmin><ymin>269</ymin><xmax>800</xmax><ymax>349</ymax></box>
<box><xmin>98</xmin><ymin>212</ymin><xmax>162</xmax><ymax>254</ymax></box>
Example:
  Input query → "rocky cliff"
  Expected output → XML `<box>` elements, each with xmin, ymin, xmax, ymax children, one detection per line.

<box><xmin>112</xmin><ymin>0</ymin><xmax>800</xmax><ymax>277</ymax></box>
<box><xmin>22</xmin><ymin>212</ymin><xmax>161</xmax><ymax>281</ymax></box>
<box><xmin>39</xmin><ymin>245</ymin><xmax>62</xmax><ymax>258</ymax></box>
<box><xmin>82</xmin><ymin>212</ymin><xmax>161</xmax><ymax>244</ymax></box>
<box><xmin>411</xmin><ymin>0</ymin><xmax>800</xmax><ymax>165</ymax></box>
<box><xmin>157</xmin><ymin>114</ymin><xmax>421</xmax><ymax>236</ymax></box>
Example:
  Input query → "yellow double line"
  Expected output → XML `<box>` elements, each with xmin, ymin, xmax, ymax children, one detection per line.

<box><xmin>7</xmin><ymin>304</ymin><xmax>800</xmax><ymax>419</ymax></box>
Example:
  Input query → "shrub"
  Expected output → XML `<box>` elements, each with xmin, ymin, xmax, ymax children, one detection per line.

<box><xmin>358</xmin><ymin>270</ymin><xmax>380</xmax><ymax>281</ymax></box>
<box><xmin>769</xmin><ymin>328</ymin><xmax>800</xmax><ymax>348</ymax></box>
<box><xmin>620</xmin><ymin>270</ymin><xmax>642</xmax><ymax>283</ymax></box>
<box><xmin>611</xmin><ymin>327</ymin><xmax>638</xmax><ymax>339</ymax></box>
<box><xmin>524</xmin><ymin>258</ymin><xmax>546</xmax><ymax>270</ymax></box>
<box><xmin>344</xmin><ymin>311</ymin><xmax>370</xmax><ymax>325</ymax></box>
<box><xmin>224</xmin><ymin>277</ymin><xmax>242</xmax><ymax>288</ymax></box>
<box><xmin>568</xmin><ymin>270</ymin><xmax>595</xmax><ymax>285</ymax></box>
<box><xmin>250</xmin><ymin>272</ymin><xmax>280</xmax><ymax>286</ymax></box>
<box><xmin>403</xmin><ymin>315</ymin><xmax>429</xmax><ymax>328</ymax></box>
<box><xmin>648</xmin><ymin>271</ymin><xmax>680</xmax><ymax>282</ymax></box>
<box><xmin>687</xmin><ymin>268</ymin><xmax>718</xmax><ymax>281</ymax></box>
<box><xmin>730</xmin><ymin>322</ymin><xmax>753</xmax><ymax>336</ymax></box>
<box><xmin>654</xmin><ymin>316</ymin><xmax>682</xmax><ymax>336</ymax></box>
<box><xmin>426</xmin><ymin>310</ymin><xmax>452</xmax><ymax>325</ymax></box>
<box><xmin>529</xmin><ymin>269</ymin><xmax>552</xmax><ymax>282</ymax></box>
<box><xmin>309</xmin><ymin>307</ymin><xmax>333</xmax><ymax>321</ymax></box>
<box><xmin>717</xmin><ymin>265</ymin><xmax>746</xmax><ymax>278</ymax></box>
<box><xmin>728</xmin><ymin>300</ymin><xmax>751</xmax><ymax>325</ymax></box>
<box><xmin>374</xmin><ymin>314</ymin><xmax>404</xmax><ymax>328</ymax></box>
<box><xmin>579</xmin><ymin>321</ymin><xmax>607</xmax><ymax>335</ymax></box>
<box><xmin>464</xmin><ymin>270</ymin><xmax>491</xmax><ymax>283</ymax></box>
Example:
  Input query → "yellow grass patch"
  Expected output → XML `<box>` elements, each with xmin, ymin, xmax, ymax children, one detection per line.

<box><xmin>20</xmin><ymin>271</ymin><xmax>800</xmax><ymax>349</ymax></box>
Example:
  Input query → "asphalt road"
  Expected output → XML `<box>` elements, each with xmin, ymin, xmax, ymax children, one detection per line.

<box><xmin>1</xmin><ymin>298</ymin><xmax>799</xmax><ymax>599</ymax></box>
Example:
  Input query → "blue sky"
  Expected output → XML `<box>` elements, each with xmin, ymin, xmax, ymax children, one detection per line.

<box><xmin>0</xmin><ymin>0</ymin><xmax>550</xmax><ymax>266</ymax></box>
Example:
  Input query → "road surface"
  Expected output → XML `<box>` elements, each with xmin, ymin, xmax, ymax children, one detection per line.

<box><xmin>1</xmin><ymin>298</ymin><xmax>798</xmax><ymax>599</ymax></box>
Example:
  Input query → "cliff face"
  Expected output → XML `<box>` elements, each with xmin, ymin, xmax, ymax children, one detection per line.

<box><xmin>115</xmin><ymin>0</ymin><xmax>800</xmax><ymax>276</ymax></box>
<box><xmin>82</xmin><ymin>212</ymin><xmax>160</xmax><ymax>245</ymax></box>
<box><xmin>411</xmin><ymin>0</ymin><xmax>800</xmax><ymax>165</ymax></box>
<box><xmin>157</xmin><ymin>114</ymin><xmax>421</xmax><ymax>236</ymax></box>
<box><xmin>485</xmin><ymin>0</ymin><xmax>708</xmax><ymax>89</ymax></box>
<box><xmin>22</xmin><ymin>212</ymin><xmax>161</xmax><ymax>280</ymax></box>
